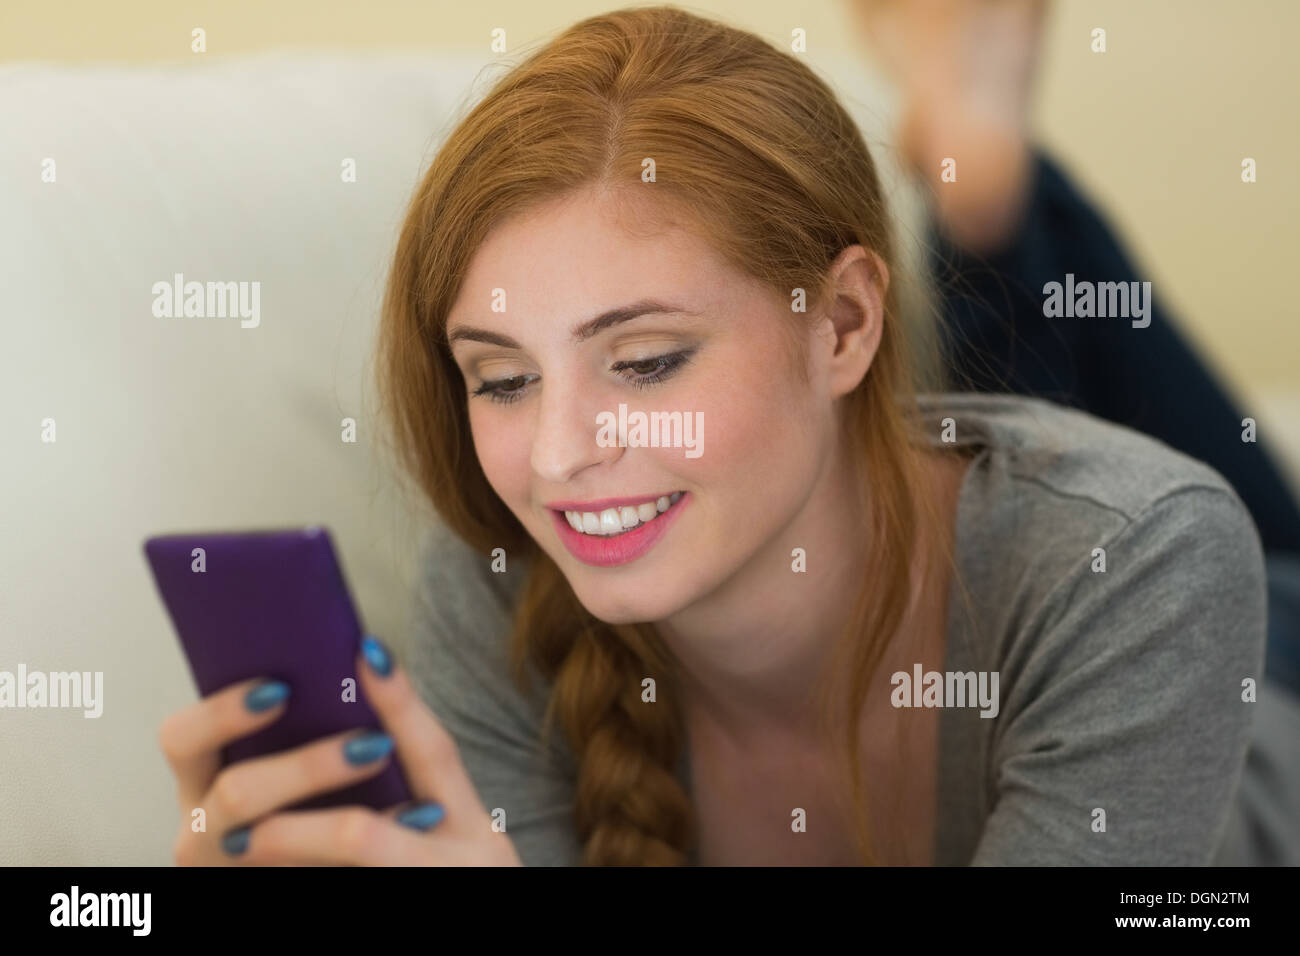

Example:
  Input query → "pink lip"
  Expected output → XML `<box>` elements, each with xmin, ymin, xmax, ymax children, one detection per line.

<box><xmin>550</xmin><ymin>492</ymin><xmax>690</xmax><ymax>568</ymax></box>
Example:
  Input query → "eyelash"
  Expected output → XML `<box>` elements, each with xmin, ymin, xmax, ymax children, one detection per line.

<box><xmin>471</xmin><ymin>350</ymin><xmax>694</xmax><ymax>406</ymax></box>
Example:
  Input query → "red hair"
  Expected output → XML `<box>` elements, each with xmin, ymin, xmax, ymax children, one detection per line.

<box><xmin>377</xmin><ymin>4</ymin><xmax>969</xmax><ymax>865</ymax></box>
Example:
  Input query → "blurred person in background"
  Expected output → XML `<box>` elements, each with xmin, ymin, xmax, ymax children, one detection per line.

<box><xmin>851</xmin><ymin>0</ymin><xmax>1300</xmax><ymax>698</ymax></box>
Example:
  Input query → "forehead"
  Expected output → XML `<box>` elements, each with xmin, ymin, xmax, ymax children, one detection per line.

<box><xmin>454</xmin><ymin>186</ymin><xmax>734</xmax><ymax>314</ymax></box>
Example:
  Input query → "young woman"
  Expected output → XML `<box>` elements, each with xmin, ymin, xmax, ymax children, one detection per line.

<box><xmin>160</xmin><ymin>5</ymin><xmax>1279</xmax><ymax>866</ymax></box>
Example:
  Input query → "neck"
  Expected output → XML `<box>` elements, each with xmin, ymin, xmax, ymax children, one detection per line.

<box><xmin>657</xmin><ymin>443</ymin><xmax>965</xmax><ymax>753</ymax></box>
<box><xmin>658</xmin><ymin>438</ymin><xmax>875</xmax><ymax>748</ymax></box>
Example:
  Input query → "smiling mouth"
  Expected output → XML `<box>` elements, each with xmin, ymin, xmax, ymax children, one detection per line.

<box><xmin>557</xmin><ymin>491</ymin><xmax>685</xmax><ymax>537</ymax></box>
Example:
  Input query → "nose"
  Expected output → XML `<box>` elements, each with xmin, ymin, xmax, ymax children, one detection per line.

<box><xmin>529</xmin><ymin>372</ymin><xmax>623</xmax><ymax>485</ymax></box>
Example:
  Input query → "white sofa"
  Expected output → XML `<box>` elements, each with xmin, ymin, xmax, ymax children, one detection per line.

<box><xmin>0</xmin><ymin>51</ymin><xmax>494</xmax><ymax>865</ymax></box>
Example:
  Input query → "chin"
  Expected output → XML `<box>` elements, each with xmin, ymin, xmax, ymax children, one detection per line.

<box><xmin>567</xmin><ymin>581</ymin><xmax>686</xmax><ymax>627</ymax></box>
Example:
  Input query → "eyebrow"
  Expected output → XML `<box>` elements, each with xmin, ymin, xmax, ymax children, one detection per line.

<box><xmin>445</xmin><ymin>299</ymin><xmax>697</xmax><ymax>350</ymax></box>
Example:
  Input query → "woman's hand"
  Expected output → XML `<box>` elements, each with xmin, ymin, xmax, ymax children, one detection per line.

<box><xmin>159</xmin><ymin>635</ymin><xmax>523</xmax><ymax>866</ymax></box>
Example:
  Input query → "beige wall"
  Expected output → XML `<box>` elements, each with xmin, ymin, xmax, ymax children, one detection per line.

<box><xmin>5</xmin><ymin>0</ymin><xmax>1296</xmax><ymax>396</ymax></box>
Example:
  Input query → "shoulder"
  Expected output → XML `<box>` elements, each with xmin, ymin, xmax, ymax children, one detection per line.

<box><xmin>923</xmin><ymin>392</ymin><xmax>1266</xmax><ymax>609</ymax></box>
<box><xmin>922</xmin><ymin>395</ymin><xmax>1267</xmax><ymax>863</ymax></box>
<box><xmin>405</xmin><ymin>523</ymin><xmax>582</xmax><ymax>865</ymax></box>
<box><xmin>925</xmin><ymin>392</ymin><xmax>1267</xmax><ymax>694</ymax></box>
<box><xmin>405</xmin><ymin>520</ymin><xmax>549</xmax><ymax>740</ymax></box>
<box><xmin>923</xmin><ymin>391</ymin><xmax>1247</xmax><ymax>514</ymax></box>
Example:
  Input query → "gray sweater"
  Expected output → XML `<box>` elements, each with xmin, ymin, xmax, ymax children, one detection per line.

<box><xmin>403</xmin><ymin>392</ymin><xmax>1278</xmax><ymax>865</ymax></box>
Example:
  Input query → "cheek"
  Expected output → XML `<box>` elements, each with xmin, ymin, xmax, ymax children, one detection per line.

<box><xmin>469</xmin><ymin>407</ymin><xmax>531</xmax><ymax>503</ymax></box>
<box><xmin>685</xmin><ymin>348</ymin><xmax>820</xmax><ymax>498</ymax></box>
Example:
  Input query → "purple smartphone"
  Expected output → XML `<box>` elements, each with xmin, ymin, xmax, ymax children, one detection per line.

<box><xmin>143</xmin><ymin>526</ymin><xmax>413</xmax><ymax>812</ymax></box>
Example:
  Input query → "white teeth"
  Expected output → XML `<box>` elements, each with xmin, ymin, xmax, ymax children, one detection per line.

<box><xmin>563</xmin><ymin>493</ymin><xmax>684</xmax><ymax>537</ymax></box>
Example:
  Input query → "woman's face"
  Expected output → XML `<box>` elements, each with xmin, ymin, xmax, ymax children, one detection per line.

<box><xmin>444</xmin><ymin>184</ymin><xmax>868</xmax><ymax>626</ymax></box>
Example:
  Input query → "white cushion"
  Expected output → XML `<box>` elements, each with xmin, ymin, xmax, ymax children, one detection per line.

<box><xmin>0</xmin><ymin>51</ymin><xmax>501</xmax><ymax>864</ymax></box>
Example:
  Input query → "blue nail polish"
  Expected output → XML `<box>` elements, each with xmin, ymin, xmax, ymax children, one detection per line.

<box><xmin>397</xmin><ymin>802</ymin><xmax>446</xmax><ymax>832</ymax></box>
<box><xmin>344</xmin><ymin>731</ymin><xmax>394</xmax><ymax>765</ymax></box>
<box><xmin>244</xmin><ymin>680</ymin><xmax>290</xmax><ymax>713</ymax></box>
<box><xmin>361</xmin><ymin>635</ymin><xmax>393</xmax><ymax>677</ymax></box>
<box><xmin>222</xmin><ymin>826</ymin><xmax>250</xmax><ymax>856</ymax></box>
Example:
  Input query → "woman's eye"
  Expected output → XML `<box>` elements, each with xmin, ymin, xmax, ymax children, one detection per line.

<box><xmin>470</xmin><ymin>349</ymin><xmax>694</xmax><ymax>405</ymax></box>
<box><xmin>613</xmin><ymin>350</ymin><xmax>694</xmax><ymax>389</ymax></box>
<box><xmin>471</xmin><ymin>373</ymin><xmax>534</xmax><ymax>405</ymax></box>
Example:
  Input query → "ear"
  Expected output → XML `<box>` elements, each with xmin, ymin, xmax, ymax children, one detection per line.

<box><xmin>816</xmin><ymin>244</ymin><xmax>889</xmax><ymax>399</ymax></box>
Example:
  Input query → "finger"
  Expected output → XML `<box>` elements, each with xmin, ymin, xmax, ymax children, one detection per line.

<box><xmin>354</xmin><ymin>634</ymin><xmax>483</xmax><ymax>813</ymax></box>
<box><xmin>384</xmin><ymin>800</ymin><xmax>448</xmax><ymax>833</ymax></box>
<box><xmin>159</xmin><ymin>677</ymin><xmax>292</xmax><ymax>808</ymax></box>
<box><xmin>232</xmin><ymin>807</ymin><xmax>440</xmax><ymax>866</ymax></box>
<box><xmin>204</xmin><ymin>727</ymin><xmax>396</xmax><ymax>834</ymax></box>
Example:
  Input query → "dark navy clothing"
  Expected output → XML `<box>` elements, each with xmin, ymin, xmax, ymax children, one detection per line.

<box><xmin>929</xmin><ymin>149</ymin><xmax>1300</xmax><ymax>557</ymax></box>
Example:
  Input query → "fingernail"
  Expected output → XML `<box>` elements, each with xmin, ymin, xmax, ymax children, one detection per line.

<box><xmin>361</xmin><ymin>635</ymin><xmax>393</xmax><ymax>677</ymax></box>
<box><xmin>396</xmin><ymin>802</ymin><xmax>446</xmax><ymax>832</ymax></box>
<box><xmin>244</xmin><ymin>680</ymin><xmax>290</xmax><ymax>713</ymax></box>
<box><xmin>344</xmin><ymin>730</ymin><xmax>394</xmax><ymax>765</ymax></box>
<box><xmin>221</xmin><ymin>826</ymin><xmax>250</xmax><ymax>856</ymax></box>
